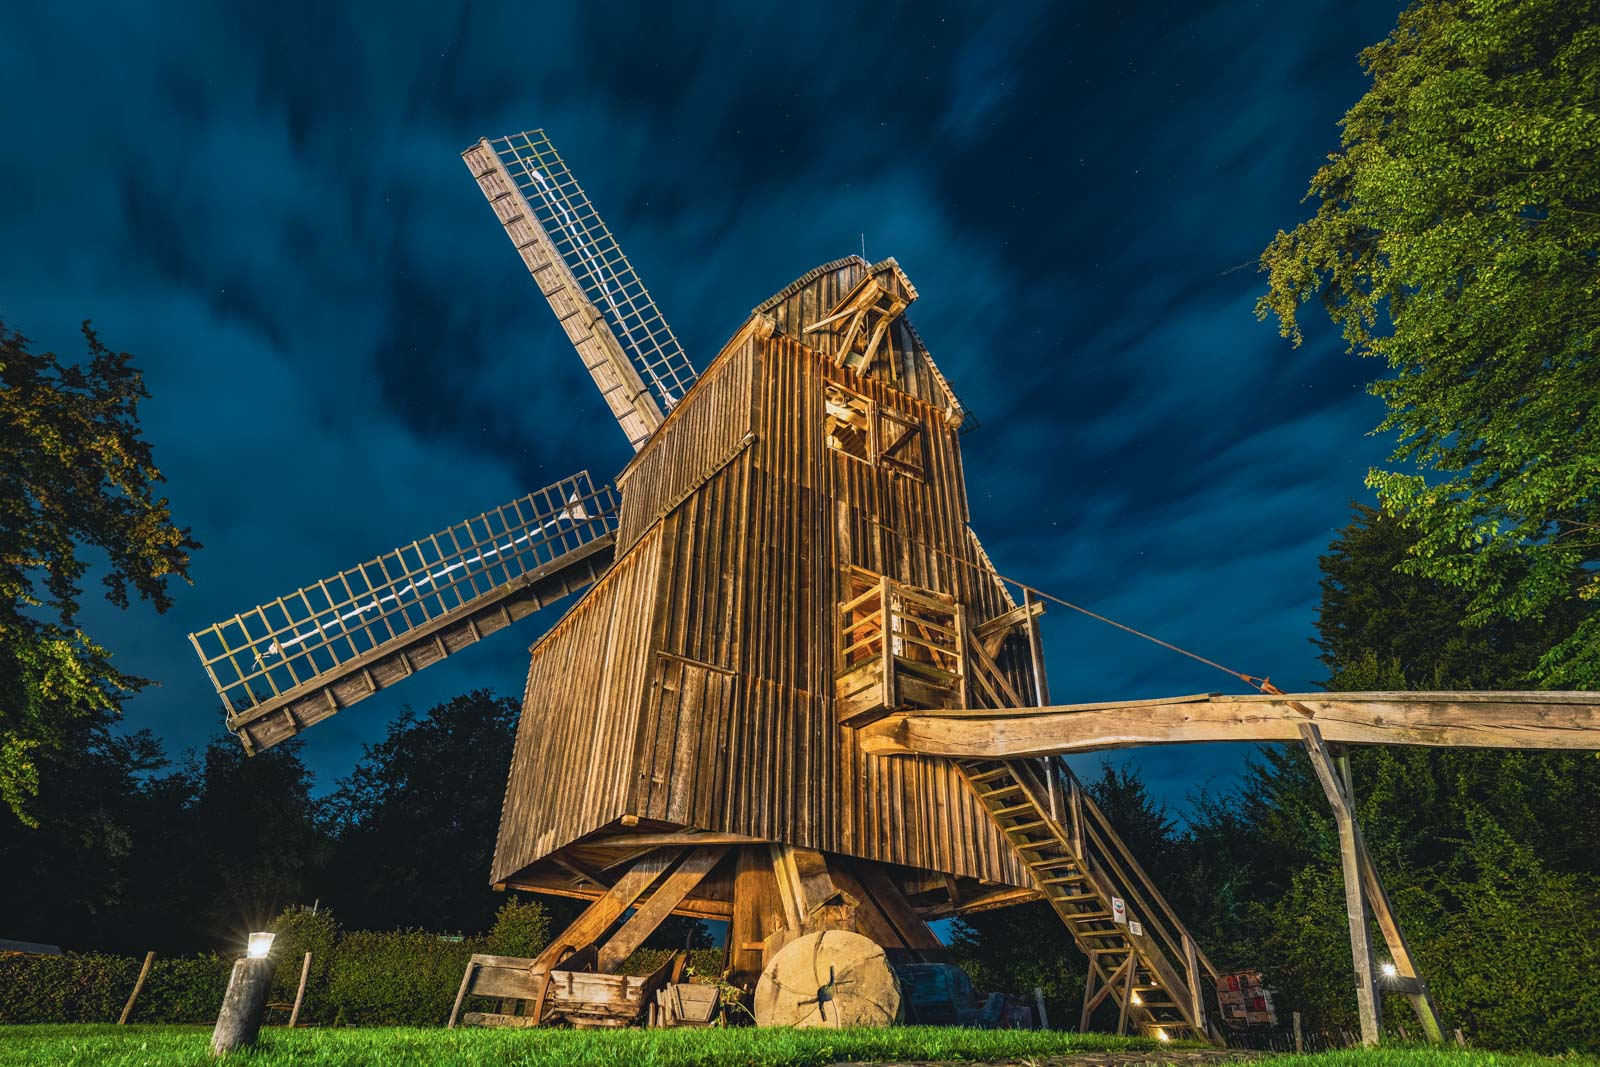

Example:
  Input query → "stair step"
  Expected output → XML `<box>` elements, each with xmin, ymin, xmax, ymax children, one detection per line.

<box><xmin>992</xmin><ymin>801</ymin><xmax>1035</xmax><ymax>818</ymax></box>
<box><xmin>1039</xmin><ymin>874</ymin><xmax>1087</xmax><ymax>886</ymax></box>
<box><xmin>1062</xmin><ymin>909</ymin><xmax>1111</xmax><ymax>920</ymax></box>
<box><xmin>1012</xmin><ymin>839</ymin><xmax>1063</xmax><ymax>853</ymax></box>
<box><xmin>1003</xmin><ymin>818</ymin><xmax>1051</xmax><ymax>835</ymax></box>
<box><xmin>968</xmin><ymin>767</ymin><xmax>1013</xmax><ymax>784</ymax></box>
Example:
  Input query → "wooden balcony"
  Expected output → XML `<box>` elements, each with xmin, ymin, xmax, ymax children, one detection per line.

<box><xmin>835</xmin><ymin>567</ymin><xmax>965</xmax><ymax>728</ymax></box>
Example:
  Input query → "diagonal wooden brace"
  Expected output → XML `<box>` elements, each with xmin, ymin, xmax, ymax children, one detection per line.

<box><xmin>1299</xmin><ymin>721</ymin><xmax>1444</xmax><ymax>1045</ymax></box>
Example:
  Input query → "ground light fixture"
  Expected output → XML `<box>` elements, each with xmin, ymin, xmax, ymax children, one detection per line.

<box><xmin>212</xmin><ymin>931</ymin><xmax>279</xmax><ymax>1054</ymax></box>
<box><xmin>1381</xmin><ymin>961</ymin><xmax>1398</xmax><ymax>978</ymax></box>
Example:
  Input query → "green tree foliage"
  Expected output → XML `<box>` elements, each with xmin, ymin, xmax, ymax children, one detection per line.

<box><xmin>0</xmin><ymin>321</ymin><xmax>198</xmax><ymax>824</ymax></box>
<box><xmin>0</xmin><ymin>722</ymin><xmax>169</xmax><ymax>952</ymax></box>
<box><xmin>322</xmin><ymin>690</ymin><xmax>518</xmax><ymax>933</ymax></box>
<box><xmin>1257</xmin><ymin>0</ymin><xmax>1600</xmax><ymax>684</ymax></box>
<box><xmin>1317</xmin><ymin>505</ymin><xmax>1588</xmax><ymax>690</ymax></box>
<box><xmin>172</xmin><ymin>738</ymin><xmax>328</xmax><ymax>946</ymax></box>
<box><xmin>0</xmin><ymin>732</ymin><xmax>325</xmax><ymax>954</ymax></box>
<box><xmin>484</xmin><ymin>895</ymin><xmax>552</xmax><ymax>959</ymax></box>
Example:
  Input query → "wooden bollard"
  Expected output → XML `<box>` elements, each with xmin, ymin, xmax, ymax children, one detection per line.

<box><xmin>1292</xmin><ymin>1010</ymin><xmax>1303</xmax><ymax>1052</ymax></box>
<box><xmin>212</xmin><ymin>956</ymin><xmax>277</xmax><ymax>1055</ymax></box>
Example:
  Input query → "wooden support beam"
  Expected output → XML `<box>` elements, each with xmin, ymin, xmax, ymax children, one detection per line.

<box><xmin>1080</xmin><ymin>956</ymin><xmax>1098</xmax><ymax>1032</ymax></box>
<box><xmin>1116</xmin><ymin>955</ymin><xmax>1137</xmax><ymax>1036</ymax></box>
<box><xmin>590</xmin><ymin>832</ymin><xmax>772</xmax><ymax>849</ymax></box>
<box><xmin>597</xmin><ymin>845</ymin><xmax>728</xmax><ymax>972</ymax></box>
<box><xmin>770</xmin><ymin>845</ymin><xmax>846</xmax><ymax>930</ymax></box>
<box><xmin>860</xmin><ymin>691</ymin><xmax>1600</xmax><ymax>758</ymax></box>
<box><xmin>1300</xmin><ymin>724</ymin><xmax>1445</xmax><ymax>1045</ymax></box>
<box><xmin>825</xmin><ymin>862</ymin><xmax>911</xmax><ymax>951</ymax></box>
<box><xmin>532</xmin><ymin>848</ymin><xmax>684</xmax><ymax>972</ymax></box>
<box><xmin>728</xmin><ymin>847</ymin><xmax>784</xmax><ymax>991</ymax></box>
<box><xmin>854</xmin><ymin>861</ymin><xmax>949</xmax><ymax>958</ymax></box>
<box><xmin>1023</xmin><ymin>588</ymin><xmax>1049</xmax><ymax>707</ymax></box>
<box><xmin>552</xmin><ymin>855</ymin><xmax>612</xmax><ymax>892</ymax></box>
<box><xmin>972</xmin><ymin>601</ymin><xmax>1044</xmax><ymax>651</ymax></box>
<box><xmin>1300</xmin><ymin>724</ymin><xmax>1382</xmax><ymax>1045</ymax></box>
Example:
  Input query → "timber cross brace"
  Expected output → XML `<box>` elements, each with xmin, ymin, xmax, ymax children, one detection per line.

<box><xmin>187</xmin><ymin>128</ymin><xmax>1600</xmax><ymax>1042</ymax></box>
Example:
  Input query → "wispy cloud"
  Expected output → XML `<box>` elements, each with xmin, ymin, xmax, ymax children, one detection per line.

<box><xmin>0</xmin><ymin>0</ymin><xmax>1402</xmax><ymax>800</ymax></box>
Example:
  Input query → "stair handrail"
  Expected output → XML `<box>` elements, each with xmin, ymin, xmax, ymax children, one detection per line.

<box><xmin>1074</xmin><ymin>782</ymin><xmax>1221</xmax><ymax>983</ymax></box>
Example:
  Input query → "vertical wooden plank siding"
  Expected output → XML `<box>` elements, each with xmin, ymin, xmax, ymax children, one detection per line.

<box><xmin>496</xmin><ymin>261</ymin><xmax>1030</xmax><ymax>888</ymax></box>
<box><xmin>491</xmin><ymin>527</ymin><xmax>665</xmax><ymax>881</ymax></box>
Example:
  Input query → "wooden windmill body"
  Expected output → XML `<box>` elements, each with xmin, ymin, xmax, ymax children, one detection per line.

<box><xmin>190</xmin><ymin>129</ymin><xmax>1600</xmax><ymax>1042</ymax></box>
<box><xmin>489</xmin><ymin>252</ymin><xmax>1045</xmax><ymax>974</ymax></box>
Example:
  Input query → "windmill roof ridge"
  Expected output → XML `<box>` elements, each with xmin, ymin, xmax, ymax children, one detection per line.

<box><xmin>752</xmin><ymin>254</ymin><xmax>873</xmax><ymax>314</ymax></box>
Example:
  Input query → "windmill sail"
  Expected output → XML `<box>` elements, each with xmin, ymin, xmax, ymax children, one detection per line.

<box><xmin>189</xmin><ymin>471</ymin><xmax>618</xmax><ymax>753</ymax></box>
<box><xmin>464</xmin><ymin>130</ymin><xmax>698</xmax><ymax>450</ymax></box>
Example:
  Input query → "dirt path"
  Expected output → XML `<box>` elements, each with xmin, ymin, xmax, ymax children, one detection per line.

<box><xmin>829</xmin><ymin>1051</ymin><xmax>1261</xmax><ymax>1067</ymax></box>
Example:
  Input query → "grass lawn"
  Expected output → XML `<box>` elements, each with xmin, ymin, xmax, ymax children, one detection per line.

<box><xmin>0</xmin><ymin>1025</ymin><xmax>1152</xmax><ymax>1065</ymax></box>
<box><xmin>0</xmin><ymin>1025</ymin><xmax>1592</xmax><ymax>1066</ymax></box>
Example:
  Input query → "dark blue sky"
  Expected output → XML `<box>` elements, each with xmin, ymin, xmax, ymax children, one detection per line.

<box><xmin>2</xmin><ymin>2</ymin><xmax>1403</xmax><ymax>809</ymax></box>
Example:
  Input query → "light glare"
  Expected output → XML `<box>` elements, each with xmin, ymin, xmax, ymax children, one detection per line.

<box><xmin>247</xmin><ymin>932</ymin><xmax>275</xmax><ymax>959</ymax></box>
<box><xmin>1381</xmin><ymin>961</ymin><xmax>1398</xmax><ymax>978</ymax></box>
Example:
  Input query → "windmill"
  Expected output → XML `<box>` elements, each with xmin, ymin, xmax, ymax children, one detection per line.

<box><xmin>189</xmin><ymin>129</ymin><xmax>1600</xmax><ymax>1042</ymax></box>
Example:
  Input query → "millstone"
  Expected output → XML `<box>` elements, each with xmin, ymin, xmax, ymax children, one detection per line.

<box><xmin>753</xmin><ymin>929</ymin><xmax>901</xmax><ymax>1028</ymax></box>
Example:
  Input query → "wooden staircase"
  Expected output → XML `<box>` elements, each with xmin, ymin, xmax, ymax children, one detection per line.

<box><xmin>828</xmin><ymin>567</ymin><xmax>1224</xmax><ymax>1042</ymax></box>
<box><xmin>958</xmin><ymin>756</ymin><xmax>1223</xmax><ymax>1044</ymax></box>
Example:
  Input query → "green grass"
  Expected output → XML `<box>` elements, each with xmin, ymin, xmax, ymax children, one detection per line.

<box><xmin>0</xmin><ymin>1026</ymin><xmax>1592</xmax><ymax>1067</ymax></box>
<box><xmin>1</xmin><ymin>1024</ymin><xmax>1151</xmax><ymax>1066</ymax></box>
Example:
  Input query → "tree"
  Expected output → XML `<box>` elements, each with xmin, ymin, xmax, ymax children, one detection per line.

<box><xmin>1316</xmin><ymin>503</ymin><xmax>1586</xmax><ymax>690</ymax></box>
<box><xmin>167</xmin><ymin>738</ymin><xmax>328</xmax><ymax>951</ymax></box>
<box><xmin>0</xmin><ymin>721</ymin><xmax>171</xmax><ymax>951</ymax></box>
<box><xmin>1257</xmin><ymin>0</ymin><xmax>1600</xmax><ymax>685</ymax></box>
<box><xmin>322</xmin><ymin>690</ymin><xmax>519</xmax><ymax>933</ymax></box>
<box><xmin>1083</xmin><ymin>761</ymin><xmax>1177</xmax><ymax>871</ymax></box>
<box><xmin>0</xmin><ymin>321</ymin><xmax>198</xmax><ymax>824</ymax></box>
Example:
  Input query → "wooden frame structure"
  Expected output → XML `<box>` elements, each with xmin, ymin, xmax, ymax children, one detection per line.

<box><xmin>189</xmin><ymin>129</ymin><xmax>1600</xmax><ymax>1043</ymax></box>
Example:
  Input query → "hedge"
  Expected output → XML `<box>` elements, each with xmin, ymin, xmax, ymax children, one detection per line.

<box><xmin>0</xmin><ymin>952</ymin><xmax>231</xmax><ymax>1024</ymax></box>
<box><xmin>0</xmin><ymin>900</ymin><xmax>726</xmax><ymax>1026</ymax></box>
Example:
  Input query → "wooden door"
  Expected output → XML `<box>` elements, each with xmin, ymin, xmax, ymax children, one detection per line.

<box><xmin>641</xmin><ymin>654</ymin><xmax>733</xmax><ymax>825</ymax></box>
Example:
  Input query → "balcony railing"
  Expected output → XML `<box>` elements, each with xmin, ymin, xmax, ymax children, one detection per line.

<box><xmin>835</xmin><ymin>566</ymin><xmax>965</xmax><ymax>727</ymax></box>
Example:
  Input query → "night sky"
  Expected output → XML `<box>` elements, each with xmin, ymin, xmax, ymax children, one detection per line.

<box><xmin>2</xmin><ymin>3</ymin><xmax>1404</xmax><ymax>809</ymax></box>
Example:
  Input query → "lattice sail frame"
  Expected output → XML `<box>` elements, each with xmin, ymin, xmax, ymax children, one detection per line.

<box><xmin>189</xmin><ymin>472</ymin><xmax>618</xmax><ymax>717</ymax></box>
<box><xmin>488</xmin><ymin>130</ymin><xmax>697</xmax><ymax>414</ymax></box>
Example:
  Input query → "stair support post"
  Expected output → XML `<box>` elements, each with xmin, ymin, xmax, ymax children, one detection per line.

<box><xmin>1023</xmin><ymin>587</ymin><xmax>1049</xmax><ymax>706</ymax></box>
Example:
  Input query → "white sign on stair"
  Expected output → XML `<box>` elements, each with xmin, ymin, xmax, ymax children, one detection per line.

<box><xmin>1111</xmin><ymin>897</ymin><xmax>1126</xmax><ymax>924</ymax></box>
